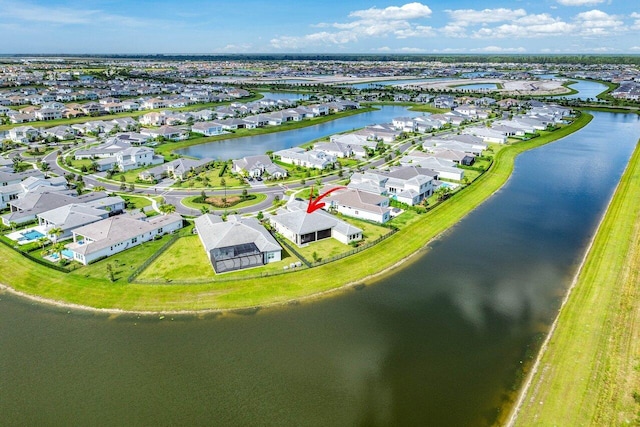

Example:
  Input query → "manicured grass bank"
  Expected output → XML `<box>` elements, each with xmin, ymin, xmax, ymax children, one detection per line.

<box><xmin>0</xmin><ymin>113</ymin><xmax>593</xmax><ymax>312</ymax></box>
<box><xmin>511</xmin><ymin>138</ymin><xmax>640</xmax><ymax>426</ymax></box>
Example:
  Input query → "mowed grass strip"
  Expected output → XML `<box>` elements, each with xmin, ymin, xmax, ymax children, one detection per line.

<box><xmin>0</xmin><ymin>114</ymin><xmax>593</xmax><ymax>312</ymax></box>
<box><xmin>512</xmin><ymin>140</ymin><xmax>640</xmax><ymax>426</ymax></box>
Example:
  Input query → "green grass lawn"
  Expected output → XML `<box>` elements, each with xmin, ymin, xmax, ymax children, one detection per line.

<box><xmin>136</xmin><ymin>234</ymin><xmax>302</xmax><ymax>282</ymax></box>
<box><xmin>172</xmin><ymin>167</ymin><xmax>245</xmax><ymax>188</ymax></box>
<box><xmin>294</xmin><ymin>215</ymin><xmax>393</xmax><ymax>262</ymax></box>
<box><xmin>182</xmin><ymin>193</ymin><xmax>267</xmax><ymax>210</ymax></box>
<box><xmin>0</xmin><ymin>113</ymin><xmax>594</xmax><ymax>312</ymax></box>
<box><xmin>118</xmin><ymin>194</ymin><xmax>158</xmax><ymax>210</ymax></box>
<box><xmin>68</xmin><ymin>233</ymin><xmax>176</xmax><ymax>282</ymax></box>
<box><xmin>511</xmin><ymin>135</ymin><xmax>640</xmax><ymax>426</ymax></box>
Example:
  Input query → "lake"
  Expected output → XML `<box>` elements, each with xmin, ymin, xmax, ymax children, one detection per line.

<box><xmin>177</xmin><ymin>105</ymin><xmax>421</xmax><ymax>160</ymax></box>
<box><xmin>1</xmin><ymin>112</ymin><xmax>638</xmax><ymax>426</ymax></box>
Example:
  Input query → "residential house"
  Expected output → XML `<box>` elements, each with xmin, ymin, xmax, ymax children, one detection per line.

<box><xmin>2</xmin><ymin>191</ymin><xmax>109</xmax><ymax>226</ymax></box>
<box><xmin>313</xmin><ymin>141</ymin><xmax>353</xmax><ymax>158</ymax></box>
<box><xmin>139</xmin><ymin>157</ymin><xmax>213</xmax><ymax>181</ymax></box>
<box><xmin>37</xmin><ymin>203</ymin><xmax>110</xmax><ymax>241</ymax></box>
<box><xmin>115</xmin><ymin>147</ymin><xmax>164</xmax><ymax>172</ymax></box>
<box><xmin>34</xmin><ymin>108</ymin><xmax>63</xmax><ymax>121</ymax></box>
<box><xmin>8</xmin><ymin>126</ymin><xmax>40</xmax><ymax>143</ymax></box>
<box><xmin>42</xmin><ymin>125</ymin><xmax>76</xmax><ymax>141</ymax></box>
<box><xmin>273</xmin><ymin>147</ymin><xmax>336</xmax><ymax>170</ymax></box>
<box><xmin>427</xmin><ymin>147</ymin><xmax>475</xmax><ymax>166</ymax></box>
<box><xmin>141</xmin><ymin>125</ymin><xmax>189</xmax><ymax>141</ymax></box>
<box><xmin>400</xmin><ymin>152</ymin><xmax>464</xmax><ymax>181</ymax></box>
<box><xmin>270</xmin><ymin>201</ymin><xmax>362</xmax><ymax>246</ymax></box>
<box><xmin>348</xmin><ymin>166</ymin><xmax>436</xmax><ymax>206</ymax></box>
<box><xmin>195</xmin><ymin>214</ymin><xmax>282</xmax><ymax>273</ymax></box>
<box><xmin>462</xmin><ymin>127</ymin><xmax>508</xmax><ymax>144</ymax></box>
<box><xmin>66</xmin><ymin>213</ymin><xmax>183</xmax><ymax>265</ymax></box>
<box><xmin>326</xmin><ymin>188</ymin><xmax>391</xmax><ymax>223</ymax></box>
<box><xmin>191</xmin><ymin>121</ymin><xmax>224</xmax><ymax>136</ymax></box>
<box><xmin>232</xmin><ymin>155</ymin><xmax>287</xmax><ymax>179</ymax></box>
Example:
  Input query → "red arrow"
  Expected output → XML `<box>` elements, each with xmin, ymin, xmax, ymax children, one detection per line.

<box><xmin>307</xmin><ymin>186</ymin><xmax>346</xmax><ymax>214</ymax></box>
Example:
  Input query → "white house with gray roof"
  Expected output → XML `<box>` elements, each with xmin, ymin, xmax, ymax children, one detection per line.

<box><xmin>232</xmin><ymin>155</ymin><xmax>287</xmax><ymax>179</ymax></box>
<box><xmin>273</xmin><ymin>147</ymin><xmax>336</xmax><ymax>170</ymax></box>
<box><xmin>37</xmin><ymin>204</ymin><xmax>111</xmax><ymax>241</ymax></box>
<box><xmin>400</xmin><ymin>153</ymin><xmax>464</xmax><ymax>181</ymax></box>
<box><xmin>195</xmin><ymin>214</ymin><xmax>282</xmax><ymax>273</ymax></box>
<box><xmin>270</xmin><ymin>201</ymin><xmax>362</xmax><ymax>246</ymax></box>
<box><xmin>139</xmin><ymin>157</ymin><xmax>213</xmax><ymax>181</ymax></box>
<box><xmin>2</xmin><ymin>191</ymin><xmax>109</xmax><ymax>226</ymax></box>
<box><xmin>348</xmin><ymin>166</ymin><xmax>436</xmax><ymax>206</ymax></box>
<box><xmin>326</xmin><ymin>188</ymin><xmax>391</xmax><ymax>223</ymax></box>
<box><xmin>66</xmin><ymin>213</ymin><xmax>183</xmax><ymax>265</ymax></box>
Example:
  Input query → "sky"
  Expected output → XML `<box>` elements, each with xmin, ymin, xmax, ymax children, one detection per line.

<box><xmin>0</xmin><ymin>0</ymin><xmax>639</xmax><ymax>54</ymax></box>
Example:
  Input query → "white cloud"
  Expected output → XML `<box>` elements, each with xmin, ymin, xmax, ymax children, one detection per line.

<box><xmin>350</xmin><ymin>2</ymin><xmax>432</xmax><ymax>20</ymax></box>
<box><xmin>557</xmin><ymin>0</ymin><xmax>605</xmax><ymax>6</ymax></box>
<box><xmin>629</xmin><ymin>46</ymin><xmax>640</xmax><ymax>51</ymax></box>
<box><xmin>573</xmin><ymin>9</ymin><xmax>626</xmax><ymax>36</ymax></box>
<box><xmin>271</xmin><ymin>2</ymin><xmax>435</xmax><ymax>49</ymax></box>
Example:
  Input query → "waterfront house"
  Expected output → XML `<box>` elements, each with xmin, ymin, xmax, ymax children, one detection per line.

<box><xmin>195</xmin><ymin>214</ymin><xmax>282</xmax><ymax>273</ymax></box>
<box><xmin>270</xmin><ymin>201</ymin><xmax>362</xmax><ymax>246</ymax></box>
<box><xmin>66</xmin><ymin>213</ymin><xmax>183</xmax><ymax>265</ymax></box>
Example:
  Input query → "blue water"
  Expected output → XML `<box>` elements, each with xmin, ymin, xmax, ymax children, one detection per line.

<box><xmin>552</xmin><ymin>78</ymin><xmax>609</xmax><ymax>101</ymax></box>
<box><xmin>178</xmin><ymin>105</ymin><xmax>420</xmax><ymax>160</ymax></box>
<box><xmin>0</xmin><ymin>112</ymin><xmax>638</xmax><ymax>426</ymax></box>
<box><xmin>21</xmin><ymin>230</ymin><xmax>44</xmax><ymax>240</ymax></box>
<box><xmin>62</xmin><ymin>249</ymin><xmax>74</xmax><ymax>258</ymax></box>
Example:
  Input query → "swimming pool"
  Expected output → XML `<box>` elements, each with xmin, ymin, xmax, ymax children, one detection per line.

<box><xmin>21</xmin><ymin>230</ymin><xmax>45</xmax><ymax>241</ymax></box>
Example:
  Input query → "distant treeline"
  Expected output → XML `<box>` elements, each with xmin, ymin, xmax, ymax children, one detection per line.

<box><xmin>2</xmin><ymin>53</ymin><xmax>640</xmax><ymax>65</ymax></box>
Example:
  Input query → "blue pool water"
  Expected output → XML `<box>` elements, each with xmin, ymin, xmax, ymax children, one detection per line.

<box><xmin>21</xmin><ymin>230</ymin><xmax>45</xmax><ymax>240</ymax></box>
<box><xmin>62</xmin><ymin>249</ymin><xmax>74</xmax><ymax>258</ymax></box>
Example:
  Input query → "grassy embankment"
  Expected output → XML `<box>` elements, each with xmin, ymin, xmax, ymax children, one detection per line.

<box><xmin>511</xmin><ymin>138</ymin><xmax>640</xmax><ymax>426</ymax></box>
<box><xmin>0</xmin><ymin>113</ymin><xmax>593</xmax><ymax>312</ymax></box>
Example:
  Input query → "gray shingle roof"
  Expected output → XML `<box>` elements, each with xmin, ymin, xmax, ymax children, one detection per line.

<box><xmin>195</xmin><ymin>214</ymin><xmax>281</xmax><ymax>253</ymax></box>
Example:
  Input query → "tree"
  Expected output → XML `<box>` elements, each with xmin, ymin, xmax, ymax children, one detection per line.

<box><xmin>39</xmin><ymin>161</ymin><xmax>50</xmax><ymax>176</ymax></box>
<box><xmin>200</xmin><ymin>205</ymin><xmax>210</xmax><ymax>214</ymax></box>
<box><xmin>106</xmin><ymin>262</ymin><xmax>115</xmax><ymax>282</ymax></box>
<box><xmin>119</xmin><ymin>183</ymin><xmax>126</xmax><ymax>191</ymax></box>
<box><xmin>129</xmin><ymin>183</ymin><xmax>135</xmax><ymax>192</ymax></box>
<box><xmin>49</xmin><ymin>227</ymin><xmax>63</xmax><ymax>243</ymax></box>
<box><xmin>159</xmin><ymin>203</ymin><xmax>176</xmax><ymax>214</ymax></box>
<box><xmin>256</xmin><ymin>211</ymin><xmax>264</xmax><ymax>221</ymax></box>
<box><xmin>241</xmin><ymin>188</ymin><xmax>248</xmax><ymax>200</ymax></box>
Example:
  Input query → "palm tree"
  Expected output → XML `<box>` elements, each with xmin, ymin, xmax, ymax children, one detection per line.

<box><xmin>49</xmin><ymin>227</ymin><xmax>63</xmax><ymax>243</ymax></box>
<box><xmin>159</xmin><ymin>204</ymin><xmax>176</xmax><ymax>214</ymax></box>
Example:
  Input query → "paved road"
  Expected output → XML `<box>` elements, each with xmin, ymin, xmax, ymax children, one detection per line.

<box><xmin>33</xmin><ymin>128</ymin><xmax>451</xmax><ymax>217</ymax></box>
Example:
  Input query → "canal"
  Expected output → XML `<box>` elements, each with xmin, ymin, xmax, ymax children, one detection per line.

<box><xmin>0</xmin><ymin>112</ymin><xmax>638</xmax><ymax>426</ymax></box>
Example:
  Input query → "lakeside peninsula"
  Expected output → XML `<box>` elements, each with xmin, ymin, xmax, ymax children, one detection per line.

<box><xmin>0</xmin><ymin>112</ymin><xmax>593</xmax><ymax>313</ymax></box>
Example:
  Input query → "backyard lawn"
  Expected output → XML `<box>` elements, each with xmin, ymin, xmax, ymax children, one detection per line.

<box><xmin>136</xmin><ymin>234</ymin><xmax>303</xmax><ymax>282</ymax></box>
<box><xmin>68</xmin><ymin>232</ymin><xmax>177</xmax><ymax>282</ymax></box>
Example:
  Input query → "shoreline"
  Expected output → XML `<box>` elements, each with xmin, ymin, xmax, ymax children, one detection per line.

<box><xmin>503</xmin><ymin>140</ymin><xmax>632</xmax><ymax>426</ymax></box>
